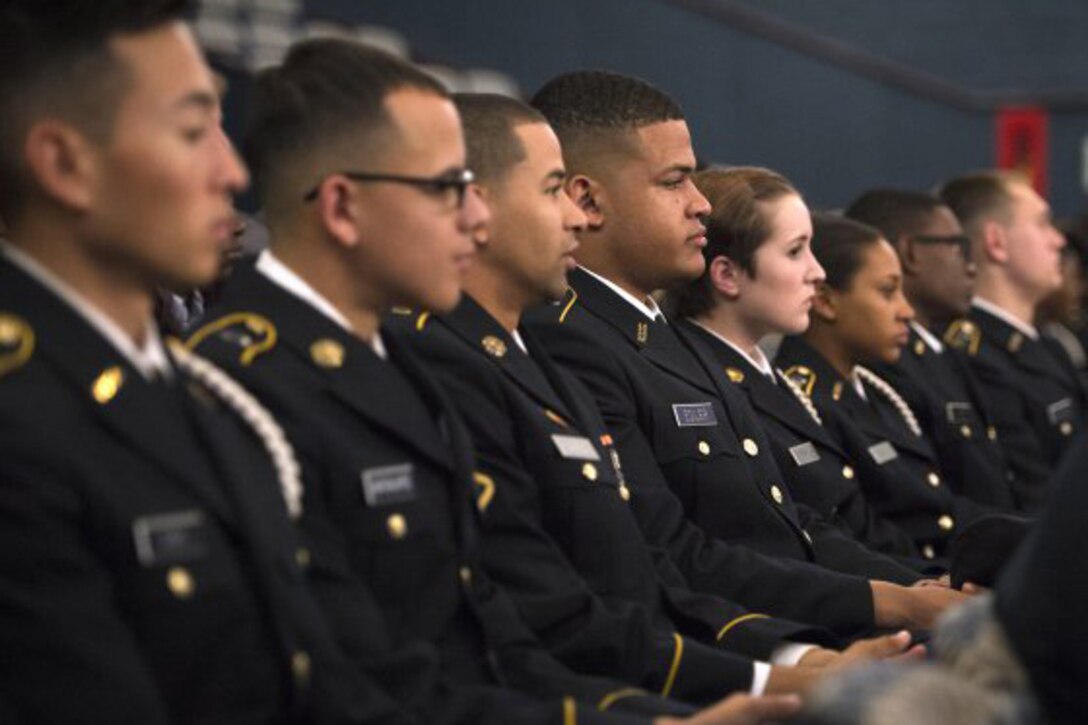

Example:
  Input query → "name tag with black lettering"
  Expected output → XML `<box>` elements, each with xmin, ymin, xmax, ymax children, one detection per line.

<box><xmin>132</xmin><ymin>510</ymin><xmax>211</xmax><ymax>567</ymax></box>
<box><xmin>361</xmin><ymin>463</ymin><xmax>416</xmax><ymax>507</ymax></box>
<box><xmin>868</xmin><ymin>441</ymin><xmax>899</xmax><ymax>465</ymax></box>
<box><xmin>551</xmin><ymin>434</ymin><xmax>601</xmax><ymax>461</ymax></box>
<box><xmin>788</xmin><ymin>441</ymin><xmax>821</xmax><ymax>467</ymax></box>
<box><xmin>944</xmin><ymin>402</ymin><xmax>974</xmax><ymax>425</ymax></box>
<box><xmin>672</xmin><ymin>402</ymin><xmax>718</xmax><ymax>428</ymax></box>
<box><xmin>1047</xmin><ymin>398</ymin><xmax>1075</xmax><ymax>425</ymax></box>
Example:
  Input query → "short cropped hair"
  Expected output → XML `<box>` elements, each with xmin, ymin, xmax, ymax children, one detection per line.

<box><xmin>811</xmin><ymin>213</ymin><xmax>884</xmax><ymax>291</ymax></box>
<box><xmin>0</xmin><ymin>0</ymin><xmax>192</xmax><ymax>217</ymax></box>
<box><xmin>529</xmin><ymin>70</ymin><xmax>683</xmax><ymax>173</ymax></box>
<box><xmin>243</xmin><ymin>38</ymin><xmax>447</xmax><ymax>213</ymax></box>
<box><xmin>845</xmin><ymin>189</ymin><xmax>948</xmax><ymax>243</ymax></box>
<box><xmin>453</xmin><ymin>93</ymin><xmax>546</xmax><ymax>184</ymax></box>
<box><xmin>669</xmin><ymin>166</ymin><xmax>799</xmax><ymax>319</ymax></box>
<box><xmin>936</xmin><ymin>171</ymin><xmax>1025</xmax><ymax>235</ymax></box>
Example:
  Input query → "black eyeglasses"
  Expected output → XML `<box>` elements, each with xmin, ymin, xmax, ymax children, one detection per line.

<box><xmin>910</xmin><ymin>234</ymin><xmax>972</xmax><ymax>261</ymax></box>
<box><xmin>303</xmin><ymin>168</ymin><xmax>476</xmax><ymax>208</ymax></box>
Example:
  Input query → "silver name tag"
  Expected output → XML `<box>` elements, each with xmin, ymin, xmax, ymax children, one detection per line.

<box><xmin>944</xmin><ymin>402</ymin><xmax>974</xmax><ymax>425</ymax></box>
<box><xmin>788</xmin><ymin>441</ymin><xmax>821</xmax><ymax>467</ymax></box>
<box><xmin>361</xmin><ymin>463</ymin><xmax>416</xmax><ymax>506</ymax></box>
<box><xmin>551</xmin><ymin>434</ymin><xmax>601</xmax><ymax>461</ymax></box>
<box><xmin>672</xmin><ymin>402</ymin><xmax>718</xmax><ymax>427</ymax></box>
<box><xmin>1047</xmin><ymin>398</ymin><xmax>1075</xmax><ymax>424</ymax></box>
<box><xmin>132</xmin><ymin>509</ymin><xmax>210</xmax><ymax>567</ymax></box>
<box><xmin>868</xmin><ymin>441</ymin><xmax>899</xmax><ymax>465</ymax></box>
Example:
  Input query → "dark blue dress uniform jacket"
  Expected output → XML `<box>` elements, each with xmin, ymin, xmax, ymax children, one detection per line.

<box><xmin>775</xmin><ymin>336</ymin><xmax>990</xmax><ymax>563</ymax></box>
<box><xmin>677</xmin><ymin>320</ymin><xmax>928</xmax><ymax>574</ymax></box>
<box><xmin>396</xmin><ymin>295</ymin><xmax>839</xmax><ymax>705</ymax></box>
<box><xmin>954</xmin><ymin>304</ymin><xmax>1088</xmax><ymax>509</ymax></box>
<box><xmin>870</xmin><ymin>325</ymin><xmax>1018</xmax><ymax>511</ymax></box>
<box><xmin>189</xmin><ymin>262</ymin><xmax>687</xmax><ymax>725</ymax></box>
<box><xmin>525</xmin><ymin>268</ymin><xmax>878</xmax><ymax>638</ymax></box>
<box><xmin>0</xmin><ymin>256</ymin><xmax>395</xmax><ymax>724</ymax></box>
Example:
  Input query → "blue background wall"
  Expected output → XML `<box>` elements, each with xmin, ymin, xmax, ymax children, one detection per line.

<box><xmin>286</xmin><ymin>0</ymin><xmax>1088</xmax><ymax>215</ymax></box>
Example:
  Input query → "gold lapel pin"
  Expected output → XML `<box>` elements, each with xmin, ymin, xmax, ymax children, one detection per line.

<box><xmin>481</xmin><ymin>335</ymin><xmax>507</xmax><ymax>358</ymax></box>
<box><xmin>725</xmin><ymin>367</ymin><xmax>745</xmax><ymax>383</ymax></box>
<box><xmin>91</xmin><ymin>366</ymin><xmax>124</xmax><ymax>405</ymax></box>
<box><xmin>310</xmin><ymin>339</ymin><xmax>345</xmax><ymax>369</ymax></box>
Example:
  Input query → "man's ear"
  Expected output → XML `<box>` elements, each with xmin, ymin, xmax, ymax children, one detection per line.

<box><xmin>314</xmin><ymin>175</ymin><xmax>363</xmax><ymax>248</ymax></box>
<box><xmin>980</xmin><ymin>220</ymin><xmax>1009</xmax><ymax>264</ymax></box>
<box><xmin>810</xmin><ymin>281</ymin><xmax>838</xmax><ymax>322</ymax></box>
<box><xmin>468</xmin><ymin>184</ymin><xmax>490</xmax><ymax>247</ymax></box>
<box><xmin>565</xmin><ymin>174</ymin><xmax>604</xmax><ymax>230</ymax></box>
<box><xmin>896</xmin><ymin>233</ymin><xmax>921</xmax><ymax>275</ymax></box>
<box><xmin>708</xmin><ymin>255</ymin><xmax>743</xmax><ymax>299</ymax></box>
<box><xmin>24</xmin><ymin>120</ymin><xmax>98</xmax><ymax>211</ymax></box>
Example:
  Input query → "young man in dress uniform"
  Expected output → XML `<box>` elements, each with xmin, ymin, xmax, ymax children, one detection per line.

<box><xmin>0</xmin><ymin>1</ymin><xmax>410</xmax><ymax>722</ymax></box>
<box><xmin>187</xmin><ymin>38</ymin><xmax>795</xmax><ymax>725</ymax></box>
<box><xmin>523</xmin><ymin>70</ymin><xmax>968</xmax><ymax>638</ymax></box>
<box><xmin>939</xmin><ymin>171</ymin><xmax>1084</xmax><ymax>508</ymax></box>
<box><xmin>846</xmin><ymin>189</ymin><xmax>1024</xmax><ymax>511</ymax></box>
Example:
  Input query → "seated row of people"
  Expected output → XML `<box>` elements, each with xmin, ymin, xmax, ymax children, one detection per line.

<box><xmin>1</xmin><ymin>2</ymin><xmax>1083</xmax><ymax>722</ymax></box>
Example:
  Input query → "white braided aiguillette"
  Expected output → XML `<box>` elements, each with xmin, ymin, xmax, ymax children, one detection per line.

<box><xmin>169</xmin><ymin>342</ymin><xmax>303</xmax><ymax>519</ymax></box>
<box><xmin>854</xmin><ymin>366</ymin><xmax>922</xmax><ymax>437</ymax></box>
<box><xmin>775</xmin><ymin>368</ymin><xmax>822</xmax><ymax>425</ymax></box>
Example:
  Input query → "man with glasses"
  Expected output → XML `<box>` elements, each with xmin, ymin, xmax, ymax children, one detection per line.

<box><xmin>938</xmin><ymin>172</ymin><xmax>1083</xmax><ymax>509</ymax></box>
<box><xmin>846</xmin><ymin>190</ymin><xmax>1021</xmax><ymax>512</ymax></box>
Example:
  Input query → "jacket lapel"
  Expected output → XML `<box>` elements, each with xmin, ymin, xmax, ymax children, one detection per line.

<box><xmin>568</xmin><ymin>268</ymin><xmax>719</xmax><ymax>396</ymax></box>
<box><xmin>681</xmin><ymin>321</ymin><xmax>843</xmax><ymax>453</ymax></box>
<box><xmin>0</xmin><ymin>257</ymin><xmax>236</xmax><ymax>520</ymax></box>
<box><xmin>234</xmin><ymin>265</ymin><xmax>453</xmax><ymax>472</ymax></box>
<box><xmin>971</xmin><ymin>305</ymin><xmax>1076</xmax><ymax>390</ymax></box>
<box><xmin>439</xmin><ymin>296</ymin><xmax>573</xmax><ymax>420</ymax></box>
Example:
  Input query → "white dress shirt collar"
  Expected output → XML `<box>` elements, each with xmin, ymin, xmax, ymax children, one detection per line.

<box><xmin>849</xmin><ymin>369</ymin><xmax>868</xmax><ymax>401</ymax></box>
<box><xmin>910</xmin><ymin>320</ymin><xmax>945</xmax><ymax>354</ymax></box>
<box><xmin>579</xmin><ymin>266</ymin><xmax>665</xmax><ymax>322</ymax></box>
<box><xmin>971</xmin><ymin>296</ymin><xmax>1038</xmax><ymax>341</ymax></box>
<box><xmin>255</xmin><ymin>250</ymin><xmax>387</xmax><ymax>360</ymax></box>
<box><xmin>510</xmin><ymin>328</ymin><xmax>529</xmax><ymax>354</ymax></box>
<box><xmin>1</xmin><ymin>240</ymin><xmax>171</xmax><ymax>381</ymax></box>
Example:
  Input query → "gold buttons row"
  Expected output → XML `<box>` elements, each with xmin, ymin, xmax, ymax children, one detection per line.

<box><xmin>743</xmin><ymin>438</ymin><xmax>759</xmax><ymax>457</ymax></box>
<box><xmin>926</xmin><ymin>472</ymin><xmax>941</xmax><ymax>488</ymax></box>
<box><xmin>938</xmin><ymin>514</ymin><xmax>955</xmax><ymax>532</ymax></box>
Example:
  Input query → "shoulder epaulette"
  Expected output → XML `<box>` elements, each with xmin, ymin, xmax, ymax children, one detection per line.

<box><xmin>185</xmin><ymin>313</ymin><xmax>277</xmax><ymax>366</ymax></box>
<box><xmin>782</xmin><ymin>365</ymin><xmax>816</xmax><ymax>397</ymax></box>
<box><xmin>0</xmin><ymin>312</ymin><xmax>34</xmax><ymax>378</ymax></box>
<box><xmin>943</xmin><ymin>318</ymin><xmax>981</xmax><ymax>356</ymax></box>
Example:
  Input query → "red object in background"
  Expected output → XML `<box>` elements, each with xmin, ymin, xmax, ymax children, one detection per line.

<box><xmin>996</xmin><ymin>107</ymin><xmax>1049</xmax><ymax>196</ymax></box>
